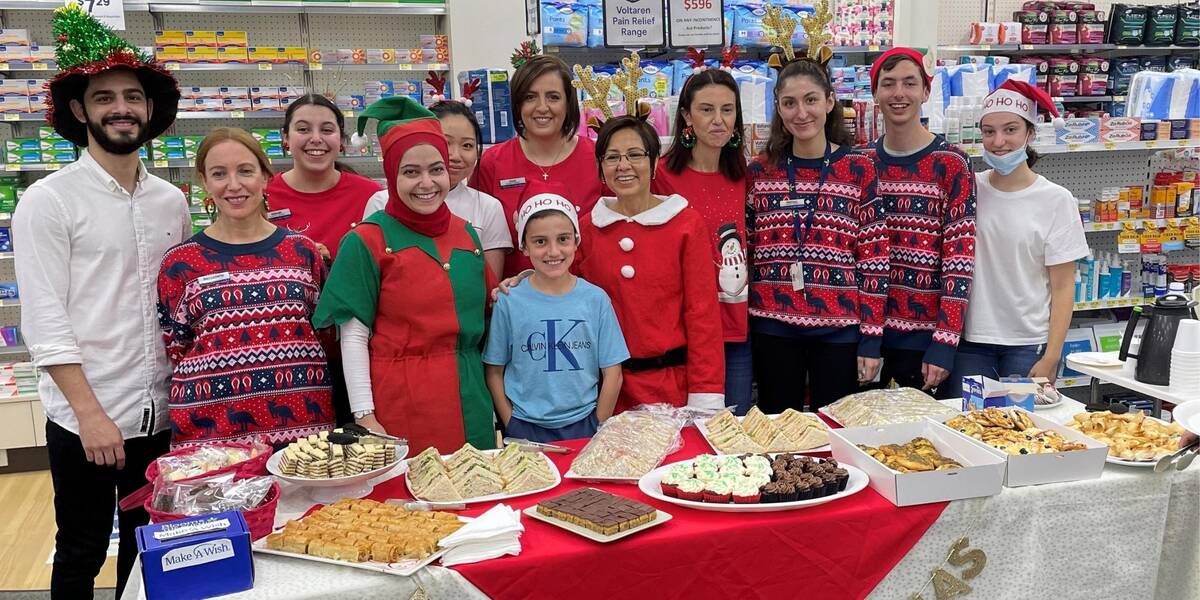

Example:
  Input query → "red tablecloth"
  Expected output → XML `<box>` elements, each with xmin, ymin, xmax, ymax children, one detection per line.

<box><xmin>369</xmin><ymin>427</ymin><xmax>946</xmax><ymax>600</ymax></box>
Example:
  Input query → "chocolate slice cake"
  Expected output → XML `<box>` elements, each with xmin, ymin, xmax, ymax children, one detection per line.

<box><xmin>536</xmin><ymin>488</ymin><xmax>657</xmax><ymax>536</ymax></box>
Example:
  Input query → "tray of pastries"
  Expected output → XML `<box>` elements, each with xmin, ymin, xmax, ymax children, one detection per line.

<box><xmin>697</xmin><ymin>407</ymin><xmax>830</xmax><ymax>454</ymax></box>
<box><xmin>945</xmin><ymin>408</ymin><xmax>1089</xmax><ymax>455</ymax></box>
<box><xmin>406</xmin><ymin>442</ymin><xmax>559</xmax><ymax>505</ymax></box>
<box><xmin>256</xmin><ymin>498</ymin><xmax>466</xmax><ymax>576</ymax></box>
<box><xmin>1067</xmin><ymin>410</ymin><xmax>1186</xmax><ymax>466</ymax></box>
<box><xmin>637</xmin><ymin>453</ymin><xmax>868</xmax><ymax>512</ymax></box>
<box><xmin>267</xmin><ymin>429</ymin><xmax>406</xmax><ymax>486</ymax></box>
<box><xmin>820</xmin><ymin>388</ymin><xmax>958</xmax><ymax>428</ymax></box>
<box><xmin>856</xmin><ymin>437</ymin><xmax>964</xmax><ymax>473</ymax></box>
<box><xmin>566</xmin><ymin>411</ymin><xmax>685</xmax><ymax>482</ymax></box>
<box><xmin>525</xmin><ymin>488</ymin><xmax>672</xmax><ymax>542</ymax></box>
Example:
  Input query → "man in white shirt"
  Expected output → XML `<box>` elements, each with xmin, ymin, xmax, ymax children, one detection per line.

<box><xmin>12</xmin><ymin>8</ymin><xmax>188</xmax><ymax>598</ymax></box>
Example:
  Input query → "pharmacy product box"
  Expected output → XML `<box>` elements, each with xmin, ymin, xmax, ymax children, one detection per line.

<box><xmin>41</xmin><ymin>150</ymin><xmax>75</xmax><ymax>163</ymax></box>
<box><xmin>1170</xmin><ymin>119</ymin><xmax>1190</xmax><ymax>140</ymax></box>
<box><xmin>459</xmin><ymin>69</ymin><xmax>513</xmax><ymax>144</ymax></box>
<box><xmin>0</xmin><ymin>185</ymin><xmax>15</xmax><ymax>212</ymax></box>
<box><xmin>151</xmin><ymin>136</ymin><xmax>185</xmax><ymax>150</ymax></box>
<box><xmin>186</xmin><ymin>47</ymin><xmax>219</xmax><ymax>64</ymax></box>
<box><xmin>28</xmin><ymin>94</ymin><xmax>46</xmax><ymax>112</ymax></box>
<box><xmin>933</xmin><ymin>409</ymin><xmax>1107</xmax><ymax>488</ymax></box>
<box><xmin>219</xmin><ymin>86</ymin><xmax>250</xmax><ymax>99</ymax></box>
<box><xmin>364</xmin><ymin>80</ymin><xmax>396</xmax><ymax>97</ymax></box>
<box><xmin>151</xmin><ymin>147</ymin><xmax>194</xmax><ymax>161</ymax></box>
<box><xmin>1055</xmin><ymin>129</ymin><xmax>1098</xmax><ymax>144</ymax></box>
<box><xmin>250</xmin><ymin>97</ymin><xmax>280</xmax><ymax>111</ymax></box>
<box><xmin>366</xmin><ymin>48</ymin><xmax>395</xmax><ymax>65</ymax></box>
<box><xmin>1141</xmin><ymin>120</ymin><xmax>1159</xmax><ymax>141</ymax></box>
<box><xmin>183</xmin><ymin>136</ymin><xmax>204</xmax><ymax>150</ymax></box>
<box><xmin>1101</xmin><ymin>116</ymin><xmax>1140</xmax><ymax>132</ymax></box>
<box><xmin>282</xmin><ymin>47</ymin><xmax>308</xmax><ymax>64</ymax></box>
<box><xmin>185</xmin><ymin>31</ymin><xmax>217</xmax><ymax>47</ymax></box>
<box><xmin>28</xmin><ymin>45</ymin><xmax>55</xmax><ymax>64</ymax></box>
<box><xmin>217</xmin><ymin>47</ymin><xmax>248</xmax><ymax>63</ymax></box>
<box><xmin>136</xmin><ymin>511</ymin><xmax>253</xmax><ymax>600</ymax></box>
<box><xmin>154</xmin><ymin>30</ymin><xmax>187</xmax><ymax>48</ymax></box>
<box><xmin>0</xmin><ymin>29</ymin><xmax>29</xmax><ymax>46</ymax></box>
<box><xmin>0</xmin><ymin>283</ymin><xmax>16</xmax><ymax>299</ymax></box>
<box><xmin>250</xmin><ymin>86</ymin><xmax>282</xmax><ymax>99</ymax></box>
<box><xmin>39</xmin><ymin>138</ymin><xmax>74</xmax><ymax>152</ymax></box>
<box><xmin>0</xmin><ymin>45</ymin><xmax>31</xmax><ymax>62</ymax></box>
<box><xmin>155</xmin><ymin>47</ymin><xmax>188</xmax><ymax>63</ymax></box>
<box><xmin>1059</xmin><ymin>117</ymin><xmax>1100</xmax><ymax>134</ymax></box>
<box><xmin>250</xmin><ymin>129</ymin><xmax>282</xmax><ymax>144</ymax></box>
<box><xmin>262</xmin><ymin>143</ymin><xmax>286</xmax><ymax>158</ymax></box>
<box><xmin>279</xmin><ymin>86</ymin><xmax>304</xmax><ymax>99</ymax></box>
<box><xmin>37</xmin><ymin>126</ymin><xmax>59</xmax><ymax>140</ymax></box>
<box><xmin>960</xmin><ymin>375</ymin><xmax>1041</xmax><ymax>412</ymax></box>
<box><xmin>5</xmin><ymin>138</ymin><xmax>38</xmax><ymax>152</ymax></box>
<box><xmin>139</xmin><ymin>147</ymin><xmax>148</xmax><ymax>160</ymax></box>
<box><xmin>0</xmin><ymin>229</ymin><xmax>10</xmax><ymax>253</ymax></box>
<box><xmin>1076</xmin><ymin>10</ymin><xmax>1106</xmax><ymax>44</ymax></box>
<box><xmin>278</xmin><ymin>97</ymin><xmax>296</xmax><ymax>111</ymax></box>
<box><xmin>182</xmin><ymin>87</ymin><xmax>221</xmax><ymax>100</ymax></box>
<box><xmin>6</xmin><ymin>150</ymin><xmax>40</xmax><ymax>163</ymax></box>
<box><xmin>1099</xmin><ymin>129</ymin><xmax>1139</xmax><ymax>143</ymax></box>
<box><xmin>334</xmin><ymin>49</ymin><xmax>362</xmax><ymax>64</ymax></box>
<box><xmin>829</xmin><ymin>421</ymin><xmax>1005</xmax><ymax>507</ymax></box>
<box><xmin>215</xmin><ymin>31</ymin><xmax>248</xmax><ymax>48</ymax></box>
<box><xmin>0</xmin><ymin>96</ymin><xmax>26</xmax><ymax>113</ymax></box>
<box><xmin>0</xmin><ymin>79</ymin><xmax>31</xmax><ymax>96</ymax></box>
<box><xmin>1014</xmin><ymin>10</ymin><xmax>1048</xmax><ymax>44</ymax></box>
<box><xmin>335</xmin><ymin>95</ymin><xmax>364</xmax><ymax>111</ymax></box>
<box><xmin>247</xmin><ymin>47</ymin><xmax>278</xmax><ymax>63</ymax></box>
<box><xmin>186</xmin><ymin>98</ymin><xmax>224</xmax><ymax>112</ymax></box>
<box><xmin>222</xmin><ymin>98</ymin><xmax>252</xmax><ymax>112</ymax></box>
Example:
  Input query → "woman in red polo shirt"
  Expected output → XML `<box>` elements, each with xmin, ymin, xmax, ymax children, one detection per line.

<box><xmin>266</xmin><ymin>94</ymin><xmax>381</xmax><ymax>260</ymax></box>
<box><xmin>471</xmin><ymin>55</ymin><xmax>603</xmax><ymax>277</ymax></box>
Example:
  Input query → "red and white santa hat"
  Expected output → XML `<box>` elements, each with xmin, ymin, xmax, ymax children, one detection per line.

<box><xmin>980</xmin><ymin>80</ymin><xmax>1065</xmax><ymax>128</ymax></box>
<box><xmin>515</xmin><ymin>181</ymin><xmax>580</xmax><ymax>248</ymax></box>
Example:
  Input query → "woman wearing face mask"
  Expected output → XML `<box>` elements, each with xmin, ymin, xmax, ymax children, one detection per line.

<box><xmin>946</xmin><ymin>81</ymin><xmax>1087</xmax><ymax>392</ymax></box>
<box><xmin>652</xmin><ymin>68</ymin><xmax>752</xmax><ymax>415</ymax></box>
<box><xmin>746</xmin><ymin>58</ymin><xmax>890</xmax><ymax>412</ymax></box>
<box><xmin>471</xmin><ymin>55</ymin><xmax>603</xmax><ymax>277</ymax></box>
<box><xmin>314</xmin><ymin>97</ymin><xmax>496</xmax><ymax>453</ymax></box>
<box><xmin>576</xmin><ymin>113</ymin><xmax>726</xmax><ymax>412</ymax></box>
<box><xmin>266</xmin><ymin>94</ymin><xmax>382</xmax><ymax>261</ymax></box>
<box><xmin>158</xmin><ymin>127</ymin><xmax>333</xmax><ymax>448</ymax></box>
<box><xmin>365</xmin><ymin>100</ymin><xmax>512</xmax><ymax>277</ymax></box>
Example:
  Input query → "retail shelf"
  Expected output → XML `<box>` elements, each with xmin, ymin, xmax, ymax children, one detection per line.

<box><xmin>143</xmin><ymin>154</ymin><xmax>382</xmax><ymax>170</ymax></box>
<box><xmin>0</xmin><ymin>252</ymin><xmax>12</xmax><ymax>259</ymax></box>
<box><xmin>1112</xmin><ymin>45</ymin><xmax>1200</xmax><ymax>53</ymax></box>
<box><xmin>940</xmin><ymin>44</ymin><xmax>1133</xmax><ymax>53</ymax></box>
<box><xmin>1055</xmin><ymin>96</ymin><xmax>1113</xmax><ymax>103</ymax></box>
<box><xmin>308</xmin><ymin>62</ymin><xmax>449</xmax><ymax>72</ymax></box>
<box><xmin>164</xmin><ymin>63</ymin><xmax>305</xmax><ymax>72</ymax></box>
<box><xmin>0</xmin><ymin>0</ymin><xmax>444</xmax><ymax>14</ymax></box>
<box><xmin>0</xmin><ymin>345</ymin><xmax>27</xmax><ymax>356</ymax></box>
<box><xmin>0</xmin><ymin>62</ymin><xmax>54</xmax><ymax>72</ymax></box>
<box><xmin>2</xmin><ymin>62</ymin><xmax>448</xmax><ymax>74</ymax></box>
<box><xmin>1074</xmin><ymin>298</ymin><xmax>1141</xmax><ymax>311</ymax></box>
<box><xmin>546</xmin><ymin>44</ymin><xmax>891</xmax><ymax>55</ymax></box>
<box><xmin>961</xmin><ymin>139</ymin><xmax>1200</xmax><ymax>156</ymax></box>
<box><xmin>0</xmin><ymin>113</ymin><xmax>47</xmax><ymax>123</ymax></box>
<box><xmin>176</xmin><ymin>110</ymin><xmax>288</xmax><ymax>120</ymax></box>
<box><xmin>0</xmin><ymin>299</ymin><xmax>19</xmax><ymax>307</ymax></box>
<box><xmin>1082</xmin><ymin>218</ymin><xmax>1169</xmax><ymax>233</ymax></box>
<box><xmin>2</xmin><ymin>163</ymin><xmax>65</xmax><ymax>172</ymax></box>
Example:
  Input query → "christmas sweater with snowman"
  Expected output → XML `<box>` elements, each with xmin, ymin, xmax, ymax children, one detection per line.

<box><xmin>861</xmin><ymin>135</ymin><xmax>976</xmax><ymax>370</ymax></box>
<box><xmin>745</xmin><ymin>146</ymin><xmax>890</xmax><ymax>357</ymax></box>
<box><xmin>652</xmin><ymin>161</ymin><xmax>749</xmax><ymax>343</ymax></box>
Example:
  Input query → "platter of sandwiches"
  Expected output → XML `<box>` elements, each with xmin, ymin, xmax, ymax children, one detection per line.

<box><xmin>696</xmin><ymin>407</ymin><xmax>831</xmax><ymax>454</ymax></box>
<box><xmin>406</xmin><ymin>443</ymin><xmax>560</xmax><ymax>505</ymax></box>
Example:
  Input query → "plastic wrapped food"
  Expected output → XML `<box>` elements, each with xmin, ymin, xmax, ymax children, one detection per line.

<box><xmin>826</xmin><ymin>388</ymin><xmax>958</xmax><ymax>428</ymax></box>
<box><xmin>569</xmin><ymin>405</ymin><xmax>685</xmax><ymax>479</ymax></box>
<box><xmin>154</xmin><ymin>441</ymin><xmax>269</xmax><ymax>484</ymax></box>
<box><xmin>152</xmin><ymin>472</ymin><xmax>275</xmax><ymax>516</ymax></box>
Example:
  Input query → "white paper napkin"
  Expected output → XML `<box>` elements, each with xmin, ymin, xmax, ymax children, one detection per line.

<box><xmin>438</xmin><ymin>503</ymin><xmax>524</xmax><ymax>566</ymax></box>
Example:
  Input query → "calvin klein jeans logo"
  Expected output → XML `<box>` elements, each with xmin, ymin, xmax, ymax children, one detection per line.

<box><xmin>522</xmin><ymin>319</ymin><xmax>591</xmax><ymax>372</ymax></box>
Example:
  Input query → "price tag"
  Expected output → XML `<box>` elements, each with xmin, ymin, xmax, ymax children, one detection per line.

<box><xmin>1145</xmin><ymin>141</ymin><xmax>1158</xmax><ymax>148</ymax></box>
<box><xmin>398</xmin><ymin>63</ymin><xmax>413</xmax><ymax>71</ymax></box>
<box><xmin>868</xmin><ymin>45</ymin><xmax>881</xmax><ymax>52</ymax></box>
<box><xmin>153</xmin><ymin>160</ymin><xmax>168</xmax><ymax>168</ymax></box>
<box><xmin>165</xmin><ymin>62</ymin><xmax>180</xmax><ymax>70</ymax></box>
<box><xmin>258</xmin><ymin>63</ymin><xmax>272</xmax><ymax>71</ymax></box>
<box><xmin>1021</xmin><ymin>44</ymin><xmax>1034</xmax><ymax>50</ymax></box>
<box><xmin>32</xmin><ymin>63</ymin><xmax>48</xmax><ymax>70</ymax></box>
<box><xmin>1104</xmin><ymin>142</ymin><xmax>1117</xmax><ymax>150</ymax></box>
<box><xmin>230</xmin><ymin>111</ymin><xmax>245</xmax><ymax>118</ymax></box>
<box><xmin>0</xmin><ymin>64</ymin><xmax>9</xmax><ymax>71</ymax></box>
<box><xmin>1090</xmin><ymin>301</ymin><xmax>1100</xmax><ymax>308</ymax></box>
<box><xmin>308</xmin><ymin>62</ymin><xmax>323</xmax><ymax>71</ymax></box>
<box><xmin>979</xmin><ymin>45</ymin><xmax>991</xmax><ymax>51</ymax></box>
<box><xmin>68</xmin><ymin>0</ymin><xmax>125</xmax><ymax>31</ymax></box>
<box><xmin>1178</xmin><ymin>139</ymin><xmax>1189</xmax><ymax>147</ymax></box>
<box><xmin>47</xmin><ymin>163</ymin><xmax>62</xmax><ymax>170</ymax></box>
<box><xmin>1068</xmin><ymin>143</ymin><xmax>1081</xmax><ymax>151</ymax></box>
<box><xmin>342</xmin><ymin>110</ymin><xmax>355</xmax><ymax>118</ymax></box>
<box><xmin>4</xmin><ymin>164</ymin><xmax>20</xmax><ymax>171</ymax></box>
<box><xmin>1</xmin><ymin>113</ymin><xmax>19</xmax><ymax>121</ymax></box>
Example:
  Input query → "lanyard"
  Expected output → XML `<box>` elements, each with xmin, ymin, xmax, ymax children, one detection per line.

<box><xmin>784</xmin><ymin>141</ymin><xmax>833</xmax><ymax>250</ymax></box>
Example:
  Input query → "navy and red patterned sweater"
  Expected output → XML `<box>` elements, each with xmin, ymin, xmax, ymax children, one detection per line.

<box><xmin>860</xmin><ymin>135</ymin><xmax>976</xmax><ymax>370</ymax></box>
<box><xmin>745</xmin><ymin>146</ymin><xmax>890</xmax><ymax>357</ymax></box>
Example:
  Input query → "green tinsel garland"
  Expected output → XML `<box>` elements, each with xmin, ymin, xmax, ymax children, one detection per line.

<box><xmin>52</xmin><ymin>4</ymin><xmax>149</xmax><ymax>70</ymax></box>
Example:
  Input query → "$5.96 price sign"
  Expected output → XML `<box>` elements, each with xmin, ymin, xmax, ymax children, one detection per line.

<box><xmin>66</xmin><ymin>0</ymin><xmax>126</xmax><ymax>31</ymax></box>
<box><xmin>668</xmin><ymin>0</ymin><xmax>724</xmax><ymax>47</ymax></box>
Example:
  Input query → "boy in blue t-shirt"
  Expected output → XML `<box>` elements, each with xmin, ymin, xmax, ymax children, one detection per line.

<box><xmin>482</xmin><ymin>184</ymin><xmax>629</xmax><ymax>442</ymax></box>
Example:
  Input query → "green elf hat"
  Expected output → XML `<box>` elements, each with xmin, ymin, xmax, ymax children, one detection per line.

<box><xmin>348</xmin><ymin>96</ymin><xmax>445</xmax><ymax>160</ymax></box>
<box><xmin>46</xmin><ymin>4</ymin><xmax>180</xmax><ymax>146</ymax></box>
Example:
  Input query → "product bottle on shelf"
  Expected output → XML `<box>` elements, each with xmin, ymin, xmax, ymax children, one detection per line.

<box><xmin>1109</xmin><ymin>255</ymin><xmax>1124</xmax><ymax>298</ymax></box>
<box><xmin>1074</xmin><ymin>269</ymin><xmax>1083</xmax><ymax>302</ymax></box>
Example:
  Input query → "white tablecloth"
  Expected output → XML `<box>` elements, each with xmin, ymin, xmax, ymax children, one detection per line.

<box><xmin>125</xmin><ymin>401</ymin><xmax>1200</xmax><ymax>600</ymax></box>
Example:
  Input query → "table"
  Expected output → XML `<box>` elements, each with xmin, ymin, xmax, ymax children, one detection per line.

<box><xmin>1065</xmin><ymin>355</ymin><xmax>1198</xmax><ymax>418</ymax></box>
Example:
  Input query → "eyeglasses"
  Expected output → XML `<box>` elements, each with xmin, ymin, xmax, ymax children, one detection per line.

<box><xmin>600</xmin><ymin>150</ymin><xmax>650</xmax><ymax>166</ymax></box>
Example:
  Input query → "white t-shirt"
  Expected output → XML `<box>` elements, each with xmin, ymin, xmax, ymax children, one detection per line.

<box><xmin>363</xmin><ymin>181</ymin><xmax>513</xmax><ymax>251</ymax></box>
<box><xmin>963</xmin><ymin>171</ymin><xmax>1089</xmax><ymax>345</ymax></box>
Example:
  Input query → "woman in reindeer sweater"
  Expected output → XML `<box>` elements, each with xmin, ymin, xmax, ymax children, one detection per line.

<box><xmin>746</xmin><ymin>52</ymin><xmax>890</xmax><ymax>412</ymax></box>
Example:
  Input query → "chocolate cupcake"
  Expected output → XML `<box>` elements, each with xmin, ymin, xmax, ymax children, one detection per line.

<box><xmin>833</xmin><ymin>468</ymin><xmax>849</xmax><ymax>491</ymax></box>
<box><xmin>824</xmin><ymin>458</ymin><xmax>839</xmax><ymax>468</ymax></box>
<box><xmin>820</xmin><ymin>472</ymin><xmax>839</xmax><ymax>496</ymax></box>
<box><xmin>805</xmin><ymin>475</ymin><xmax>826</xmax><ymax>498</ymax></box>
<box><xmin>779</xmin><ymin>482</ymin><xmax>798</xmax><ymax>502</ymax></box>
<box><xmin>795</xmin><ymin>480</ymin><xmax>813</xmax><ymax>501</ymax></box>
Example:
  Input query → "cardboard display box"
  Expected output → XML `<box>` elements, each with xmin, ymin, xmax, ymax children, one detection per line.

<box><xmin>136</xmin><ymin>511</ymin><xmax>253</xmax><ymax>600</ymax></box>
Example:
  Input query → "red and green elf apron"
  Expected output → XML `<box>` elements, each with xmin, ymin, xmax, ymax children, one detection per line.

<box><xmin>314</xmin><ymin>211</ymin><xmax>496</xmax><ymax>453</ymax></box>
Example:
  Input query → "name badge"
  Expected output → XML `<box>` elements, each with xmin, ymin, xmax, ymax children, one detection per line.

<box><xmin>779</xmin><ymin>198</ymin><xmax>806</xmax><ymax>208</ymax></box>
<box><xmin>266</xmin><ymin>208</ymin><xmax>292</xmax><ymax>221</ymax></box>
<box><xmin>197</xmin><ymin>272</ymin><xmax>231</xmax><ymax>285</ymax></box>
<box><xmin>499</xmin><ymin>177</ymin><xmax>526</xmax><ymax>189</ymax></box>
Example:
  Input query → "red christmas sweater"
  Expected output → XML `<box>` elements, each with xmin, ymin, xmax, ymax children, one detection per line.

<box><xmin>157</xmin><ymin>229</ymin><xmax>334</xmax><ymax>448</ymax></box>
<box><xmin>860</xmin><ymin>135</ymin><xmax>976</xmax><ymax>370</ymax></box>
<box><xmin>470</xmin><ymin>136</ymin><xmax>603</xmax><ymax>277</ymax></box>
<box><xmin>652</xmin><ymin>160</ymin><xmax>749</xmax><ymax>343</ymax></box>
<box><xmin>746</xmin><ymin>146</ymin><xmax>889</xmax><ymax>357</ymax></box>
<box><xmin>264</xmin><ymin>171</ymin><xmax>381</xmax><ymax>260</ymax></box>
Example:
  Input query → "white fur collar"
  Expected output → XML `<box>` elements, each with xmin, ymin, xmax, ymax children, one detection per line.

<box><xmin>589</xmin><ymin>194</ymin><xmax>689</xmax><ymax>228</ymax></box>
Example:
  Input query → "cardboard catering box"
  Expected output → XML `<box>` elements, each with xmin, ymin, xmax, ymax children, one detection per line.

<box><xmin>136</xmin><ymin>511</ymin><xmax>253</xmax><ymax>600</ymax></box>
<box><xmin>933</xmin><ymin>409</ymin><xmax>1107</xmax><ymax>488</ymax></box>
<box><xmin>829</xmin><ymin>420</ymin><xmax>1006</xmax><ymax>507</ymax></box>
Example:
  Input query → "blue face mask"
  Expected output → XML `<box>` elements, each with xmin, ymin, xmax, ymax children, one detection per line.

<box><xmin>982</xmin><ymin>145</ymin><xmax>1028</xmax><ymax>175</ymax></box>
